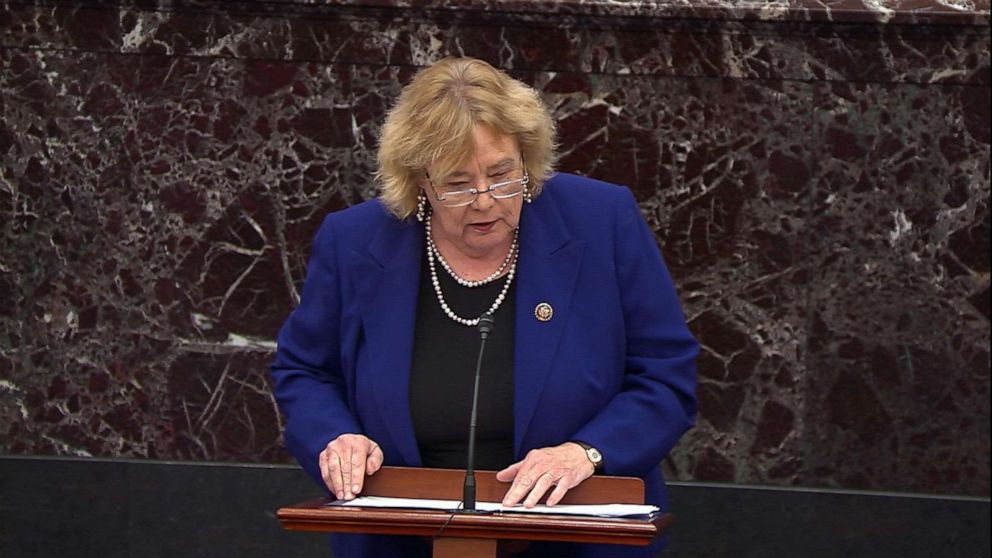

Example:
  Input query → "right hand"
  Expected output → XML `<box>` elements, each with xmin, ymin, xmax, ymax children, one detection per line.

<box><xmin>318</xmin><ymin>433</ymin><xmax>384</xmax><ymax>500</ymax></box>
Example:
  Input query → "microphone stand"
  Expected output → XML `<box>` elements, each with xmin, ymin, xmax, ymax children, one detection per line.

<box><xmin>462</xmin><ymin>312</ymin><xmax>494</xmax><ymax>513</ymax></box>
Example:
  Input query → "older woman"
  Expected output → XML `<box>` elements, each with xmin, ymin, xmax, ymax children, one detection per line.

<box><xmin>270</xmin><ymin>57</ymin><xmax>698</xmax><ymax>557</ymax></box>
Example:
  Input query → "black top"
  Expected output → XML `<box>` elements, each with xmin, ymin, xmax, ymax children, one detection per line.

<box><xmin>409</xmin><ymin>249</ymin><xmax>516</xmax><ymax>470</ymax></box>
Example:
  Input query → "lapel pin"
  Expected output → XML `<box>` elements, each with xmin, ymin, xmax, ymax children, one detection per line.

<box><xmin>534</xmin><ymin>302</ymin><xmax>554</xmax><ymax>322</ymax></box>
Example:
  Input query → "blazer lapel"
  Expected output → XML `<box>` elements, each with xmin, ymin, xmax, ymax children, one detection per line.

<box><xmin>513</xmin><ymin>193</ymin><xmax>584</xmax><ymax>456</ymax></box>
<box><xmin>352</xmin><ymin>214</ymin><xmax>424</xmax><ymax>466</ymax></box>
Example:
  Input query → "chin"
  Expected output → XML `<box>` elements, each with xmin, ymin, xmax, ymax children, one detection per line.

<box><xmin>465</xmin><ymin>236</ymin><xmax>503</xmax><ymax>251</ymax></box>
<box><xmin>467</xmin><ymin>230</ymin><xmax>510</xmax><ymax>249</ymax></box>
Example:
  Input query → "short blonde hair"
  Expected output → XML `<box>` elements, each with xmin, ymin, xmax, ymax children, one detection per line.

<box><xmin>377</xmin><ymin>57</ymin><xmax>557</xmax><ymax>219</ymax></box>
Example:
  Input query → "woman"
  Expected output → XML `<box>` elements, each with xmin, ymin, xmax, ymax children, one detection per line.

<box><xmin>270</xmin><ymin>57</ymin><xmax>698</xmax><ymax>557</ymax></box>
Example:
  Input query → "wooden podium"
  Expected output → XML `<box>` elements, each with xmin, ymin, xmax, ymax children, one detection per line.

<box><xmin>277</xmin><ymin>466</ymin><xmax>672</xmax><ymax>558</ymax></box>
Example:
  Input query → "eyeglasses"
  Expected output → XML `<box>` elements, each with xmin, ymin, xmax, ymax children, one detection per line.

<box><xmin>427</xmin><ymin>166</ymin><xmax>530</xmax><ymax>208</ymax></box>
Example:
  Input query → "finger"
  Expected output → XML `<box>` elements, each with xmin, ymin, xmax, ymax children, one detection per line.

<box><xmin>341</xmin><ymin>445</ymin><xmax>354</xmax><ymax>498</ymax></box>
<box><xmin>545</xmin><ymin>479</ymin><xmax>571</xmax><ymax>507</ymax></box>
<box><xmin>349</xmin><ymin>444</ymin><xmax>366</xmax><ymax>496</ymax></box>
<box><xmin>522</xmin><ymin>472</ymin><xmax>557</xmax><ymax>509</ymax></box>
<box><xmin>328</xmin><ymin>450</ymin><xmax>345</xmax><ymax>499</ymax></box>
<box><xmin>502</xmin><ymin>468</ymin><xmax>539</xmax><ymax>507</ymax></box>
<box><xmin>496</xmin><ymin>461</ymin><xmax>522</xmax><ymax>482</ymax></box>
<box><xmin>319</xmin><ymin>449</ymin><xmax>333</xmax><ymax>494</ymax></box>
<box><xmin>366</xmin><ymin>443</ymin><xmax>383</xmax><ymax>475</ymax></box>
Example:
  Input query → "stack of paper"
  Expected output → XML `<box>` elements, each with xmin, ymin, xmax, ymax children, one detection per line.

<box><xmin>335</xmin><ymin>496</ymin><xmax>659</xmax><ymax>518</ymax></box>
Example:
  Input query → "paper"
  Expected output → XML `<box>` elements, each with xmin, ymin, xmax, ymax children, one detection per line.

<box><xmin>334</xmin><ymin>496</ymin><xmax>659</xmax><ymax>517</ymax></box>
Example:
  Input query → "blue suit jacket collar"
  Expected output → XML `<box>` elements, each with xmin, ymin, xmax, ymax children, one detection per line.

<box><xmin>352</xmin><ymin>190</ymin><xmax>584</xmax><ymax>465</ymax></box>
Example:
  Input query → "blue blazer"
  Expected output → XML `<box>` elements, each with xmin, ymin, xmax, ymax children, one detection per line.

<box><xmin>271</xmin><ymin>173</ymin><xmax>698</xmax><ymax>558</ymax></box>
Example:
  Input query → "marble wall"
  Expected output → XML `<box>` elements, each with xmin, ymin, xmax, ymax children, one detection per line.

<box><xmin>1</xmin><ymin>1</ymin><xmax>988</xmax><ymax>496</ymax></box>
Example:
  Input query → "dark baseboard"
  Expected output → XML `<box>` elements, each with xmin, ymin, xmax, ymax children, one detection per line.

<box><xmin>1</xmin><ymin>456</ymin><xmax>988</xmax><ymax>558</ymax></box>
<box><xmin>663</xmin><ymin>480</ymin><xmax>989</xmax><ymax>557</ymax></box>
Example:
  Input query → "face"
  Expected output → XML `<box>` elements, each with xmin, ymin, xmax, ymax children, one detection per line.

<box><xmin>423</xmin><ymin>124</ymin><xmax>525</xmax><ymax>259</ymax></box>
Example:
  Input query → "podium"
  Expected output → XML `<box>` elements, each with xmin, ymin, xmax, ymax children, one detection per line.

<box><xmin>277</xmin><ymin>466</ymin><xmax>673</xmax><ymax>558</ymax></box>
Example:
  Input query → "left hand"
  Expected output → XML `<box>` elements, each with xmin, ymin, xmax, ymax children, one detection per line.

<box><xmin>496</xmin><ymin>442</ymin><xmax>595</xmax><ymax>508</ymax></box>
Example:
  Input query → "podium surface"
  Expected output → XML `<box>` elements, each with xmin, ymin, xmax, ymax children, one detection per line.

<box><xmin>277</xmin><ymin>467</ymin><xmax>672</xmax><ymax>558</ymax></box>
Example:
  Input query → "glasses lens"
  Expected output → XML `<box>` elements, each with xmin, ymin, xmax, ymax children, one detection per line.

<box><xmin>490</xmin><ymin>178</ymin><xmax>526</xmax><ymax>199</ymax></box>
<box><xmin>439</xmin><ymin>191</ymin><xmax>475</xmax><ymax>207</ymax></box>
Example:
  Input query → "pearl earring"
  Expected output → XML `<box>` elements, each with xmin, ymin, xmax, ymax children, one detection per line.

<box><xmin>416</xmin><ymin>191</ymin><xmax>427</xmax><ymax>222</ymax></box>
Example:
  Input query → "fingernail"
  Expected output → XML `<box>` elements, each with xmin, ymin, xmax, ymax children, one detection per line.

<box><xmin>352</xmin><ymin>484</ymin><xmax>359</xmax><ymax>493</ymax></box>
<box><xmin>337</xmin><ymin>491</ymin><xmax>344</xmax><ymax>499</ymax></box>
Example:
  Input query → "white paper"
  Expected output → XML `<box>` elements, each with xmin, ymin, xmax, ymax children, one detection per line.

<box><xmin>334</xmin><ymin>496</ymin><xmax>659</xmax><ymax>517</ymax></box>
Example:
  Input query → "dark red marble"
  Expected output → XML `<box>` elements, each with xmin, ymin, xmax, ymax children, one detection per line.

<box><xmin>799</xmin><ymin>79</ymin><xmax>991</xmax><ymax>495</ymax></box>
<box><xmin>0</xmin><ymin>1</ymin><xmax>988</xmax><ymax>498</ymax></box>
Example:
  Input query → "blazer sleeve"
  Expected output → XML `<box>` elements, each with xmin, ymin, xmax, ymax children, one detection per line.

<box><xmin>570</xmin><ymin>187</ymin><xmax>699</xmax><ymax>477</ymax></box>
<box><xmin>270</xmin><ymin>215</ymin><xmax>363</xmax><ymax>490</ymax></box>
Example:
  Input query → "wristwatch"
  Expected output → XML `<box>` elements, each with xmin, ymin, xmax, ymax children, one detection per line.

<box><xmin>572</xmin><ymin>440</ymin><xmax>604</xmax><ymax>472</ymax></box>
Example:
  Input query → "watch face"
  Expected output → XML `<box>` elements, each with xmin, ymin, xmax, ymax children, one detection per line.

<box><xmin>588</xmin><ymin>448</ymin><xmax>603</xmax><ymax>463</ymax></box>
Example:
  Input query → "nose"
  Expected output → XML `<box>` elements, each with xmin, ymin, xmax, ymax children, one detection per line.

<box><xmin>471</xmin><ymin>181</ymin><xmax>498</xmax><ymax>209</ymax></box>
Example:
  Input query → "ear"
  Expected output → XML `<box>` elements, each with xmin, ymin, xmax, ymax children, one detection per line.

<box><xmin>415</xmin><ymin>170</ymin><xmax>431</xmax><ymax>191</ymax></box>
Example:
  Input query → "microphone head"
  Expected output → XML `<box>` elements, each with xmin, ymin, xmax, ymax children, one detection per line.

<box><xmin>477</xmin><ymin>313</ymin><xmax>495</xmax><ymax>336</ymax></box>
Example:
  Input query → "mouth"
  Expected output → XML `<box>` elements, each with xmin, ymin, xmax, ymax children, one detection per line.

<box><xmin>469</xmin><ymin>220</ymin><xmax>497</xmax><ymax>233</ymax></box>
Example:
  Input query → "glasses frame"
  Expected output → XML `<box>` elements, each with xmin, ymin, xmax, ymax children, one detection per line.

<box><xmin>426</xmin><ymin>161</ymin><xmax>530</xmax><ymax>208</ymax></box>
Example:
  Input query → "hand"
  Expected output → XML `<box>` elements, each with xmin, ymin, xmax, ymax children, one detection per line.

<box><xmin>318</xmin><ymin>433</ymin><xmax>384</xmax><ymax>500</ymax></box>
<box><xmin>496</xmin><ymin>442</ymin><xmax>595</xmax><ymax>508</ymax></box>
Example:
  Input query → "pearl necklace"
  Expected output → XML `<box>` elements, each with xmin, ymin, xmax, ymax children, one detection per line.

<box><xmin>429</xmin><ymin>226</ymin><xmax>518</xmax><ymax>288</ymax></box>
<box><xmin>425</xmin><ymin>213</ymin><xmax>518</xmax><ymax>327</ymax></box>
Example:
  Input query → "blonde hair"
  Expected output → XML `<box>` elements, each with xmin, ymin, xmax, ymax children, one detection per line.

<box><xmin>376</xmin><ymin>57</ymin><xmax>557</xmax><ymax>219</ymax></box>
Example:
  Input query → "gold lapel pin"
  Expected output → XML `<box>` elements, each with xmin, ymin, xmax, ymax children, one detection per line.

<box><xmin>534</xmin><ymin>302</ymin><xmax>554</xmax><ymax>322</ymax></box>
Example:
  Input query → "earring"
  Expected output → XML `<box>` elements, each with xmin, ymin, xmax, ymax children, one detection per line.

<box><xmin>416</xmin><ymin>191</ymin><xmax>427</xmax><ymax>222</ymax></box>
<box><xmin>523</xmin><ymin>187</ymin><xmax>533</xmax><ymax>204</ymax></box>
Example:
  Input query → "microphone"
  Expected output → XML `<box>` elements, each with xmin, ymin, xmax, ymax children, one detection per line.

<box><xmin>462</xmin><ymin>312</ymin><xmax>495</xmax><ymax>512</ymax></box>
